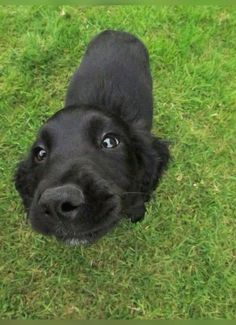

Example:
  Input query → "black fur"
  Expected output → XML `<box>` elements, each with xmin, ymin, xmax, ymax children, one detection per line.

<box><xmin>14</xmin><ymin>30</ymin><xmax>169</xmax><ymax>244</ymax></box>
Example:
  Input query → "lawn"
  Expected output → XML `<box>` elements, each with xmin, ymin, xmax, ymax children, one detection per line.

<box><xmin>0</xmin><ymin>5</ymin><xmax>236</xmax><ymax>319</ymax></box>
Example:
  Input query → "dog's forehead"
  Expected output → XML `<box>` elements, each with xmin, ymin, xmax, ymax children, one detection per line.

<box><xmin>38</xmin><ymin>108</ymin><xmax>125</xmax><ymax>145</ymax></box>
<box><xmin>47</xmin><ymin>108</ymin><xmax>109</xmax><ymax>129</ymax></box>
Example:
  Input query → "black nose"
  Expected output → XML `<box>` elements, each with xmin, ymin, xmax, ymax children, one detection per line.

<box><xmin>39</xmin><ymin>185</ymin><xmax>84</xmax><ymax>220</ymax></box>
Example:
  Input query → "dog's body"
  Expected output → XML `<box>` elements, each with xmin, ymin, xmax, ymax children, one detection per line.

<box><xmin>65</xmin><ymin>30</ymin><xmax>153</xmax><ymax>130</ymax></box>
<box><xmin>15</xmin><ymin>30</ymin><xmax>169</xmax><ymax>245</ymax></box>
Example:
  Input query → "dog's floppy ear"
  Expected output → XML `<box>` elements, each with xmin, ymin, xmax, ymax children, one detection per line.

<box><xmin>125</xmin><ymin>126</ymin><xmax>169</xmax><ymax>223</ymax></box>
<box><xmin>135</xmin><ymin>131</ymin><xmax>169</xmax><ymax>196</ymax></box>
<box><xmin>14</xmin><ymin>157</ymin><xmax>34</xmax><ymax>211</ymax></box>
<box><xmin>132</xmin><ymin>122</ymin><xmax>169</xmax><ymax>194</ymax></box>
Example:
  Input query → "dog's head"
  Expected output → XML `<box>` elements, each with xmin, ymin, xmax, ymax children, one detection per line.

<box><xmin>15</xmin><ymin>105</ymin><xmax>169</xmax><ymax>244</ymax></box>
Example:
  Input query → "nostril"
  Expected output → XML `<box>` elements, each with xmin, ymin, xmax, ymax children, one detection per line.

<box><xmin>61</xmin><ymin>202</ymin><xmax>78</xmax><ymax>213</ymax></box>
<box><xmin>44</xmin><ymin>208</ymin><xmax>50</xmax><ymax>216</ymax></box>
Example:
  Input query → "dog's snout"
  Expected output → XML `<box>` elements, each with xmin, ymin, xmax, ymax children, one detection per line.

<box><xmin>39</xmin><ymin>184</ymin><xmax>84</xmax><ymax>220</ymax></box>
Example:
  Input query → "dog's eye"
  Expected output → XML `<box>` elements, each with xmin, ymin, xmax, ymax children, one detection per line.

<box><xmin>33</xmin><ymin>147</ymin><xmax>47</xmax><ymax>162</ymax></box>
<box><xmin>102</xmin><ymin>134</ymin><xmax>119</xmax><ymax>149</ymax></box>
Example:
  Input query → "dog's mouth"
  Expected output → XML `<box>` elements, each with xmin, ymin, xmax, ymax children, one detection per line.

<box><xmin>29</xmin><ymin>209</ymin><xmax>121</xmax><ymax>244</ymax></box>
<box><xmin>52</xmin><ymin>204</ymin><xmax>122</xmax><ymax>244</ymax></box>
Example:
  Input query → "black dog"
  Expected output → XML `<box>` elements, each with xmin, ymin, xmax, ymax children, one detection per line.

<box><xmin>15</xmin><ymin>30</ymin><xmax>169</xmax><ymax>245</ymax></box>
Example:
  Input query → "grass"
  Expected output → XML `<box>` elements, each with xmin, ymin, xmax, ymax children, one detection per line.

<box><xmin>0</xmin><ymin>5</ymin><xmax>236</xmax><ymax>319</ymax></box>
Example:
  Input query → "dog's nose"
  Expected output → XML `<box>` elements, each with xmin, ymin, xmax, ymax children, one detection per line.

<box><xmin>39</xmin><ymin>185</ymin><xmax>84</xmax><ymax>220</ymax></box>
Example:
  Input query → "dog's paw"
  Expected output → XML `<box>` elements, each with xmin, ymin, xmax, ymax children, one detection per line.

<box><xmin>126</xmin><ymin>204</ymin><xmax>146</xmax><ymax>223</ymax></box>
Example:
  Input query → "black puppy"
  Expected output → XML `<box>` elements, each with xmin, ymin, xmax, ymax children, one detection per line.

<box><xmin>15</xmin><ymin>30</ymin><xmax>169</xmax><ymax>245</ymax></box>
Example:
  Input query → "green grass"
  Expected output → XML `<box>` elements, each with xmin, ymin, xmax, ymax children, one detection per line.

<box><xmin>0</xmin><ymin>5</ymin><xmax>236</xmax><ymax>319</ymax></box>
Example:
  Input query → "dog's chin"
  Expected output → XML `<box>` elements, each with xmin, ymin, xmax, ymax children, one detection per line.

<box><xmin>64</xmin><ymin>238</ymin><xmax>90</xmax><ymax>246</ymax></box>
<box><xmin>56</xmin><ymin>232</ymin><xmax>101</xmax><ymax>246</ymax></box>
<box><xmin>54</xmin><ymin>216</ymin><xmax>121</xmax><ymax>245</ymax></box>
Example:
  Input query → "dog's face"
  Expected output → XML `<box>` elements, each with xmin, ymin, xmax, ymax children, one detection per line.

<box><xmin>15</xmin><ymin>106</ymin><xmax>169</xmax><ymax>244</ymax></box>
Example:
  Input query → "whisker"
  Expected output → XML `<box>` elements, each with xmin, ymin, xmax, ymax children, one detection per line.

<box><xmin>121</xmin><ymin>191</ymin><xmax>147</xmax><ymax>195</ymax></box>
<box><xmin>119</xmin><ymin>191</ymin><xmax>156</xmax><ymax>200</ymax></box>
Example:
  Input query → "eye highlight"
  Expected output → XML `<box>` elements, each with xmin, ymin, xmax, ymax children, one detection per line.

<box><xmin>33</xmin><ymin>146</ymin><xmax>47</xmax><ymax>162</ymax></box>
<box><xmin>101</xmin><ymin>134</ymin><xmax>119</xmax><ymax>149</ymax></box>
